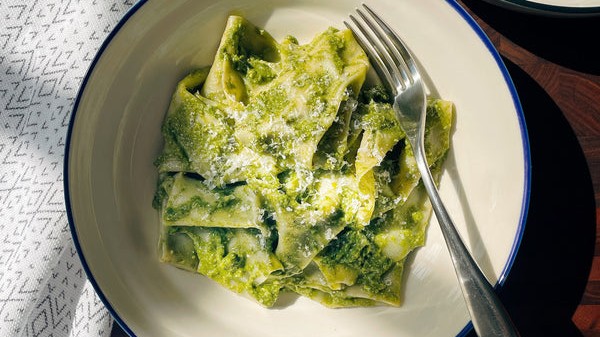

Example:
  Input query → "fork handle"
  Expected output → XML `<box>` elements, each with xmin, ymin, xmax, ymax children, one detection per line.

<box><xmin>415</xmin><ymin>147</ymin><xmax>520</xmax><ymax>337</ymax></box>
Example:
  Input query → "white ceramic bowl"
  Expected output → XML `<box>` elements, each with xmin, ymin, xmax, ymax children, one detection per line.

<box><xmin>65</xmin><ymin>1</ymin><xmax>530</xmax><ymax>336</ymax></box>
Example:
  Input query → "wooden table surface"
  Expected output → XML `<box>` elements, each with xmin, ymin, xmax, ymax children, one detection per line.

<box><xmin>112</xmin><ymin>2</ymin><xmax>599</xmax><ymax>336</ymax></box>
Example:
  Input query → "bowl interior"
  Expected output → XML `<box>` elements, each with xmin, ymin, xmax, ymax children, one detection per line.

<box><xmin>66</xmin><ymin>0</ymin><xmax>528</xmax><ymax>336</ymax></box>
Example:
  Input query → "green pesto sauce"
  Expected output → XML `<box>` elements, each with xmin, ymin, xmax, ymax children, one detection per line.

<box><xmin>165</xmin><ymin>100</ymin><xmax>234</xmax><ymax>163</ymax></box>
<box><xmin>318</xmin><ymin>229</ymin><xmax>394</xmax><ymax>294</ymax></box>
<box><xmin>246</xmin><ymin>58</ymin><xmax>276</xmax><ymax>84</ymax></box>
<box><xmin>360</xmin><ymin>101</ymin><xmax>401</xmax><ymax>132</ymax></box>
<box><xmin>247</xmin><ymin>84</ymin><xmax>289</xmax><ymax>118</ymax></box>
<box><xmin>185</xmin><ymin>227</ymin><xmax>281</xmax><ymax>307</ymax></box>
<box><xmin>155</xmin><ymin>15</ymin><xmax>454</xmax><ymax>308</ymax></box>
<box><xmin>154</xmin><ymin>126</ymin><xmax>190</xmax><ymax>167</ymax></box>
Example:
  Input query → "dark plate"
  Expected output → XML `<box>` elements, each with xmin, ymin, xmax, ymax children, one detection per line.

<box><xmin>481</xmin><ymin>0</ymin><xmax>600</xmax><ymax>16</ymax></box>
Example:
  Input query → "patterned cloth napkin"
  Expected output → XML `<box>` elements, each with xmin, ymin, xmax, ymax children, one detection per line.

<box><xmin>0</xmin><ymin>1</ymin><xmax>135</xmax><ymax>336</ymax></box>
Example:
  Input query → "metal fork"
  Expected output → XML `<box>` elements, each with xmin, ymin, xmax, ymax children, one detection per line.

<box><xmin>346</xmin><ymin>5</ymin><xmax>519</xmax><ymax>337</ymax></box>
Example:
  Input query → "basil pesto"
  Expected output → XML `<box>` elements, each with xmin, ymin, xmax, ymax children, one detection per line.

<box><xmin>154</xmin><ymin>16</ymin><xmax>454</xmax><ymax>308</ymax></box>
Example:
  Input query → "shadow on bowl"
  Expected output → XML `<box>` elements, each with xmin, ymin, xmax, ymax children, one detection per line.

<box><xmin>462</xmin><ymin>58</ymin><xmax>596</xmax><ymax>337</ymax></box>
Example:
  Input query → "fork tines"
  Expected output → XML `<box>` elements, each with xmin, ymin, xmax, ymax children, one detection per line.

<box><xmin>344</xmin><ymin>4</ymin><xmax>419</xmax><ymax>94</ymax></box>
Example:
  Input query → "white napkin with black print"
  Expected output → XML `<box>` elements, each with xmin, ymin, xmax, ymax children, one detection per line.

<box><xmin>0</xmin><ymin>1</ymin><xmax>135</xmax><ymax>336</ymax></box>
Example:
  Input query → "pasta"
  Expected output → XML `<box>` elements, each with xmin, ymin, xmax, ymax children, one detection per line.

<box><xmin>153</xmin><ymin>15</ymin><xmax>454</xmax><ymax>308</ymax></box>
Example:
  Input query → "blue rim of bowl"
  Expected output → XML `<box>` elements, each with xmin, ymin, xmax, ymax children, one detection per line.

<box><xmin>448</xmin><ymin>3</ymin><xmax>531</xmax><ymax>336</ymax></box>
<box><xmin>63</xmin><ymin>1</ymin><xmax>531</xmax><ymax>336</ymax></box>
<box><xmin>481</xmin><ymin>0</ymin><xmax>600</xmax><ymax>16</ymax></box>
